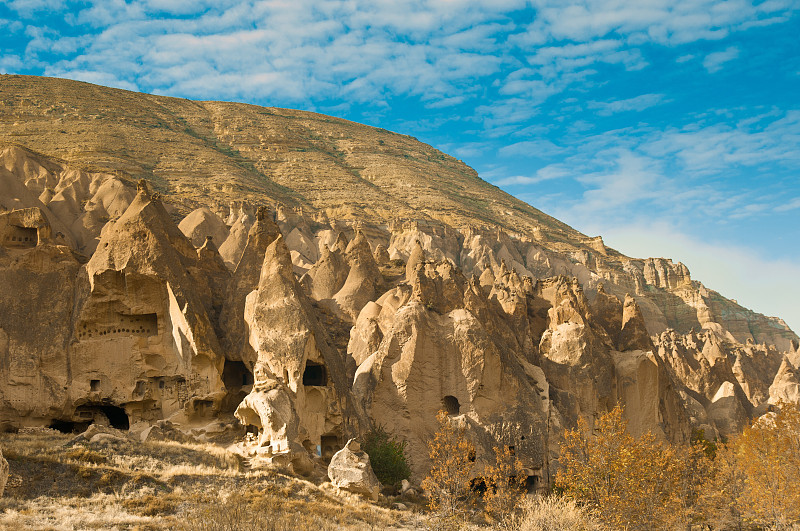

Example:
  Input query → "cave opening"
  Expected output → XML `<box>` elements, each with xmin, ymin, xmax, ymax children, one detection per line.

<box><xmin>221</xmin><ymin>360</ymin><xmax>254</xmax><ymax>413</ymax></box>
<box><xmin>97</xmin><ymin>405</ymin><xmax>130</xmax><ymax>430</ymax></box>
<box><xmin>320</xmin><ymin>434</ymin><xmax>342</xmax><ymax>460</ymax></box>
<box><xmin>4</xmin><ymin>226</ymin><xmax>37</xmax><ymax>248</ymax></box>
<box><xmin>48</xmin><ymin>419</ymin><xmax>82</xmax><ymax>433</ymax></box>
<box><xmin>302</xmin><ymin>361</ymin><xmax>327</xmax><ymax>387</ymax></box>
<box><xmin>223</xmin><ymin>360</ymin><xmax>253</xmax><ymax>389</ymax></box>
<box><xmin>74</xmin><ymin>404</ymin><xmax>130</xmax><ymax>430</ymax></box>
<box><xmin>442</xmin><ymin>395</ymin><xmax>460</xmax><ymax>415</ymax></box>
<box><xmin>525</xmin><ymin>474</ymin><xmax>540</xmax><ymax>493</ymax></box>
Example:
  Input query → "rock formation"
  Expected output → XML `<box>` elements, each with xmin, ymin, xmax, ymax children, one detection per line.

<box><xmin>0</xmin><ymin>75</ymin><xmax>798</xmax><ymax>488</ymax></box>
<box><xmin>0</xmin><ymin>447</ymin><xmax>6</xmax><ymax>497</ymax></box>
<box><xmin>327</xmin><ymin>439</ymin><xmax>382</xmax><ymax>500</ymax></box>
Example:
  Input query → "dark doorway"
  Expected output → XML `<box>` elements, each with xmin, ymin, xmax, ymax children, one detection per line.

<box><xmin>321</xmin><ymin>434</ymin><xmax>341</xmax><ymax>460</ymax></box>
<box><xmin>442</xmin><ymin>395</ymin><xmax>460</xmax><ymax>415</ymax></box>
<box><xmin>223</xmin><ymin>360</ymin><xmax>253</xmax><ymax>389</ymax></box>
<box><xmin>221</xmin><ymin>360</ymin><xmax>254</xmax><ymax>413</ymax></box>
<box><xmin>525</xmin><ymin>475</ymin><xmax>540</xmax><ymax>493</ymax></box>
<box><xmin>303</xmin><ymin>362</ymin><xmax>327</xmax><ymax>386</ymax></box>
<box><xmin>49</xmin><ymin>419</ymin><xmax>81</xmax><ymax>433</ymax></box>
<box><xmin>98</xmin><ymin>405</ymin><xmax>130</xmax><ymax>430</ymax></box>
<box><xmin>75</xmin><ymin>404</ymin><xmax>130</xmax><ymax>430</ymax></box>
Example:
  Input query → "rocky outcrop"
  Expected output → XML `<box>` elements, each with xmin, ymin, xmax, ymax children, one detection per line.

<box><xmin>769</xmin><ymin>357</ymin><xmax>800</xmax><ymax>405</ymax></box>
<box><xmin>179</xmin><ymin>207</ymin><xmax>230</xmax><ymax>249</ymax></box>
<box><xmin>234</xmin><ymin>234</ymin><xmax>365</xmax><ymax>469</ymax></box>
<box><xmin>327</xmin><ymin>439</ymin><xmax>382</xmax><ymax>500</ymax></box>
<box><xmin>0</xmin><ymin>74</ymin><xmax>798</xmax><ymax>492</ymax></box>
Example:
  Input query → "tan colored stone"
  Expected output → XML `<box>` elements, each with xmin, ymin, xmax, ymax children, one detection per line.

<box><xmin>328</xmin><ymin>439</ymin><xmax>381</xmax><ymax>500</ymax></box>
<box><xmin>179</xmin><ymin>207</ymin><xmax>230</xmax><ymax>249</ymax></box>
<box><xmin>0</xmin><ymin>447</ymin><xmax>7</xmax><ymax>497</ymax></box>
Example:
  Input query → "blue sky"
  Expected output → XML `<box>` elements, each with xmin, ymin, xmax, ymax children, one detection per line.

<box><xmin>1</xmin><ymin>0</ymin><xmax>799</xmax><ymax>334</ymax></box>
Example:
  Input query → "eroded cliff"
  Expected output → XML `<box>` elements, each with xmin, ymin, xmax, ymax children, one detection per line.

<box><xmin>0</xmin><ymin>76</ymin><xmax>797</xmax><ymax>486</ymax></box>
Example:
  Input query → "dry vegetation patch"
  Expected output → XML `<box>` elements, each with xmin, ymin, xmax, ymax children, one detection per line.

<box><xmin>0</xmin><ymin>429</ymin><xmax>425</xmax><ymax>530</ymax></box>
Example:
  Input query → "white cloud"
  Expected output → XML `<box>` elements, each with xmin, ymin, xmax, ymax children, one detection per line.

<box><xmin>528</xmin><ymin>0</ymin><xmax>796</xmax><ymax>45</ymax></box>
<box><xmin>702</xmin><ymin>46</ymin><xmax>740</xmax><ymax>72</ymax></box>
<box><xmin>642</xmin><ymin>110</ymin><xmax>800</xmax><ymax>175</ymax></box>
<box><xmin>6</xmin><ymin>0</ymin><xmax>64</xmax><ymax>16</ymax></box>
<box><xmin>574</xmin><ymin>149</ymin><xmax>665</xmax><ymax>212</ymax></box>
<box><xmin>425</xmin><ymin>95</ymin><xmax>468</xmax><ymax>109</ymax></box>
<box><xmin>776</xmin><ymin>197</ymin><xmax>800</xmax><ymax>212</ymax></box>
<box><xmin>498</xmin><ymin>139</ymin><xmax>564</xmax><ymax>157</ymax></box>
<box><xmin>7</xmin><ymin>0</ymin><xmax>795</xmax><ymax>116</ymax></box>
<box><xmin>588</xmin><ymin>93</ymin><xmax>666</xmax><ymax>116</ymax></box>
<box><xmin>0</xmin><ymin>55</ymin><xmax>24</xmax><ymax>73</ymax></box>
<box><xmin>495</xmin><ymin>164</ymin><xmax>571</xmax><ymax>185</ymax></box>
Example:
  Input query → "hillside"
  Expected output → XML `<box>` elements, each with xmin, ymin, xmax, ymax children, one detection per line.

<box><xmin>0</xmin><ymin>74</ymin><xmax>579</xmax><ymax>243</ymax></box>
<box><xmin>1</xmin><ymin>75</ymin><xmax>799</xmax><ymax>500</ymax></box>
<box><xmin>0</xmin><ymin>74</ymin><xmax>793</xmax><ymax>349</ymax></box>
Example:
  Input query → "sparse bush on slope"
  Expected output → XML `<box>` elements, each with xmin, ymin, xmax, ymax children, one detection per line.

<box><xmin>483</xmin><ymin>444</ymin><xmax>526</xmax><ymax>528</ymax></box>
<box><xmin>708</xmin><ymin>402</ymin><xmax>800</xmax><ymax>530</ymax></box>
<box><xmin>556</xmin><ymin>404</ymin><xmax>709</xmax><ymax>531</ymax></box>
<box><xmin>423</xmin><ymin>410</ymin><xmax>476</xmax><ymax>528</ymax></box>
<box><xmin>361</xmin><ymin>425</ymin><xmax>412</xmax><ymax>489</ymax></box>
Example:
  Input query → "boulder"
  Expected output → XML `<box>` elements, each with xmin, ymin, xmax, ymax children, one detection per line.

<box><xmin>68</xmin><ymin>424</ymin><xmax>130</xmax><ymax>446</ymax></box>
<box><xmin>140</xmin><ymin>420</ymin><xmax>194</xmax><ymax>443</ymax></box>
<box><xmin>327</xmin><ymin>439</ymin><xmax>381</xmax><ymax>500</ymax></box>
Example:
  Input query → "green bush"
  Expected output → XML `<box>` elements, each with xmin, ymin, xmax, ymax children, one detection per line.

<box><xmin>361</xmin><ymin>426</ymin><xmax>411</xmax><ymax>488</ymax></box>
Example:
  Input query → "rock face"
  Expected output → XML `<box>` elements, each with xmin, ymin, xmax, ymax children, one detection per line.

<box><xmin>0</xmin><ymin>447</ymin><xmax>7</xmax><ymax>497</ymax></box>
<box><xmin>0</xmin><ymin>75</ymin><xmax>798</xmax><ymax>488</ymax></box>
<box><xmin>328</xmin><ymin>439</ymin><xmax>382</xmax><ymax>500</ymax></box>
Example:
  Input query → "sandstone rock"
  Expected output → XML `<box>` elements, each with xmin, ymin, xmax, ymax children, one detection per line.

<box><xmin>179</xmin><ymin>207</ymin><xmax>230</xmax><ymax>249</ymax></box>
<box><xmin>0</xmin><ymin>447</ymin><xmax>8</xmax><ymax>497</ymax></box>
<box><xmin>708</xmin><ymin>381</ymin><xmax>751</xmax><ymax>437</ymax></box>
<box><xmin>353</xmin><ymin>288</ymin><xmax>548</xmax><ymax>478</ymax></box>
<box><xmin>218</xmin><ymin>207</ymin><xmax>255</xmax><ymax>270</ymax></box>
<box><xmin>769</xmin><ymin>356</ymin><xmax>800</xmax><ymax>405</ymax></box>
<box><xmin>328</xmin><ymin>439</ymin><xmax>381</xmax><ymax>500</ymax></box>
<box><xmin>78</xmin><ymin>180</ymin><xmax>226</xmax><ymax>424</ymax></box>
<box><xmin>619</xmin><ymin>294</ymin><xmax>653</xmax><ymax>351</ymax></box>
<box><xmin>405</xmin><ymin>240</ymin><xmax>424</xmax><ymax>283</ymax></box>
<box><xmin>333</xmin><ymin>231</ymin><xmax>383</xmax><ymax>322</ymax></box>
<box><xmin>373</xmin><ymin>244</ymin><xmax>390</xmax><ymax>265</ymax></box>
<box><xmin>220</xmin><ymin>207</ymin><xmax>281</xmax><ymax>361</ymax></box>
<box><xmin>140</xmin><ymin>420</ymin><xmax>195</xmax><ymax>443</ymax></box>
<box><xmin>236</xmin><ymin>234</ymin><xmax>365</xmax><ymax>461</ymax></box>
<box><xmin>235</xmin><ymin>378</ymin><xmax>301</xmax><ymax>453</ymax></box>
<box><xmin>0</xmin><ymin>75</ymin><xmax>798</xmax><ymax>497</ymax></box>
<box><xmin>303</xmin><ymin>245</ymin><xmax>348</xmax><ymax>301</ymax></box>
<box><xmin>68</xmin><ymin>424</ymin><xmax>130</xmax><ymax>446</ymax></box>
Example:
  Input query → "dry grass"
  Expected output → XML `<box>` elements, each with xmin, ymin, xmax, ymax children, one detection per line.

<box><xmin>0</xmin><ymin>429</ymin><xmax>606</xmax><ymax>530</ymax></box>
<box><xmin>0</xmin><ymin>429</ymin><xmax>428</xmax><ymax>530</ymax></box>
<box><xmin>506</xmin><ymin>496</ymin><xmax>605</xmax><ymax>531</ymax></box>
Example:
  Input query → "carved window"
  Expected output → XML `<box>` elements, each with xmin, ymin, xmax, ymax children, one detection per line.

<box><xmin>302</xmin><ymin>362</ymin><xmax>327</xmax><ymax>386</ymax></box>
